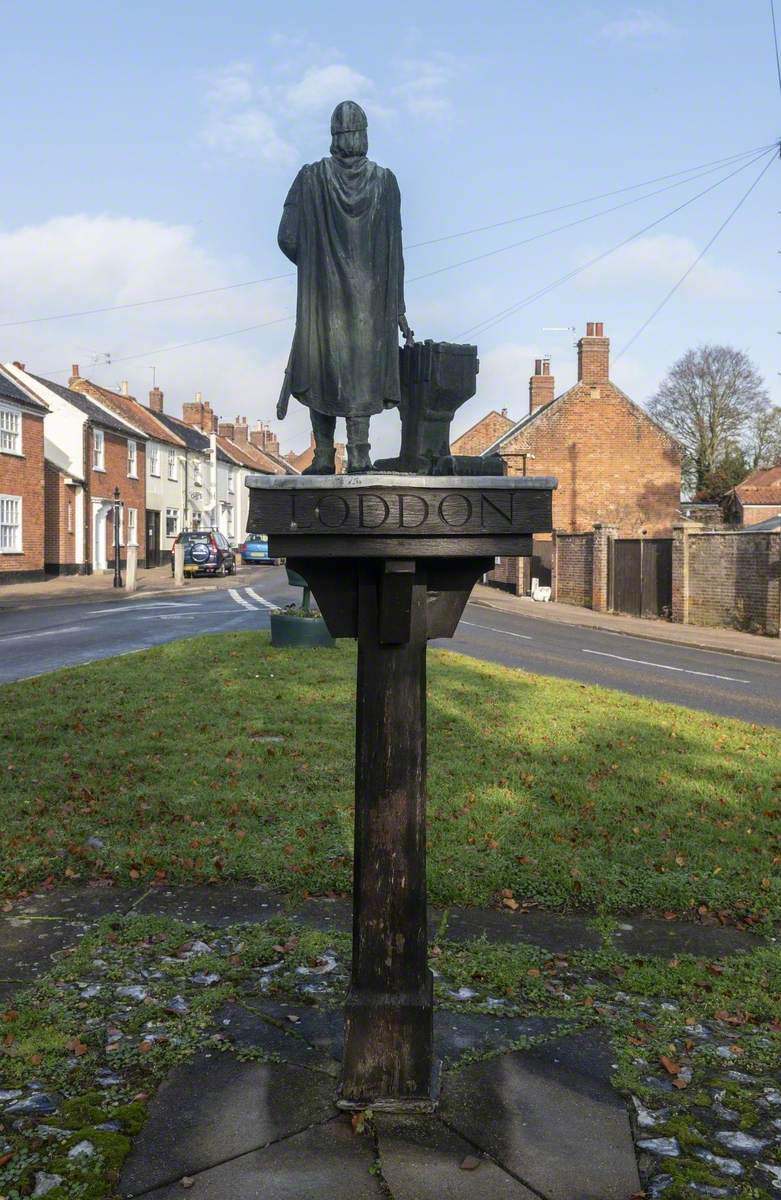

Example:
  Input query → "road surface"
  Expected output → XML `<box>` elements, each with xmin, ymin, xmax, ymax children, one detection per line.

<box><xmin>1</xmin><ymin>565</ymin><xmax>779</xmax><ymax>727</ymax></box>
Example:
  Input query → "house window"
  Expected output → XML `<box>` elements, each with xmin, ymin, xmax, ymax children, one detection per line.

<box><xmin>127</xmin><ymin>439</ymin><xmax>137</xmax><ymax>478</ymax></box>
<box><xmin>224</xmin><ymin>504</ymin><xmax>234</xmax><ymax>538</ymax></box>
<box><xmin>193</xmin><ymin>459</ymin><xmax>203</xmax><ymax>486</ymax></box>
<box><xmin>67</xmin><ymin>502</ymin><xmax>73</xmax><ymax>533</ymax></box>
<box><xmin>0</xmin><ymin>404</ymin><xmax>21</xmax><ymax>455</ymax></box>
<box><xmin>228</xmin><ymin>468</ymin><xmax>235</xmax><ymax>494</ymax></box>
<box><xmin>127</xmin><ymin>507</ymin><xmax>137</xmax><ymax>546</ymax></box>
<box><xmin>167</xmin><ymin>448</ymin><xmax>178</xmax><ymax>480</ymax></box>
<box><xmin>192</xmin><ymin>512</ymin><xmax>201</xmax><ymax>530</ymax></box>
<box><xmin>165</xmin><ymin>508</ymin><xmax>179</xmax><ymax>537</ymax></box>
<box><xmin>149</xmin><ymin>443</ymin><xmax>160</xmax><ymax>476</ymax></box>
<box><xmin>93</xmin><ymin>429</ymin><xmax>105</xmax><ymax>471</ymax></box>
<box><xmin>0</xmin><ymin>495</ymin><xmax>22</xmax><ymax>551</ymax></box>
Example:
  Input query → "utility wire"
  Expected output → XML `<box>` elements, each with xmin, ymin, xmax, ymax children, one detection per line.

<box><xmin>0</xmin><ymin>143</ymin><xmax>773</xmax><ymax>330</ymax></box>
<box><xmin>771</xmin><ymin>0</ymin><xmax>781</xmax><ymax>102</ymax></box>
<box><xmin>616</xmin><ymin>153</ymin><xmax>778</xmax><ymax>360</ymax></box>
<box><xmin>457</xmin><ymin>146</ymin><xmax>776</xmax><ymax>340</ymax></box>
<box><xmin>406</xmin><ymin>152</ymin><xmax>772</xmax><ymax>285</ymax></box>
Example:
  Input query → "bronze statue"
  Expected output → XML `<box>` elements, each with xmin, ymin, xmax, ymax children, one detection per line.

<box><xmin>276</xmin><ymin>101</ymin><xmax>412</xmax><ymax>474</ymax></box>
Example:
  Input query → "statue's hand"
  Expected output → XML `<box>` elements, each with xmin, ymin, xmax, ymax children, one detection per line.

<box><xmin>399</xmin><ymin>315</ymin><xmax>415</xmax><ymax>347</ymax></box>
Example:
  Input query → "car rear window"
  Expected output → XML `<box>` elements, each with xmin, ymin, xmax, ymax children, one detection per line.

<box><xmin>246</xmin><ymin>533</ymin><xmax>267</xmax><ymax>540</ymax></box>
<box><xmin>180</xmin><ymin>532</ymin><xmax>211</xmax><ymax>543</ymax></box>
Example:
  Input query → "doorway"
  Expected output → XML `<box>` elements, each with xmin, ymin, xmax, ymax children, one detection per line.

<box><xmin>147</xmin><ymin>510</ymin><xmax>161</xmax><ymax>568</ymax></box>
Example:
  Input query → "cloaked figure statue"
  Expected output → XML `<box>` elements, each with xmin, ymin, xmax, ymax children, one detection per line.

<box><xmin>276</xmin><ymin>101</ymin><xmax>413</xmax><ymax>474</ymax></box>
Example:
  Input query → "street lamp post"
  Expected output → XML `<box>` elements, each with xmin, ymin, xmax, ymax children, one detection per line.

<box><xmin>113</xmin><ymin>486</ymin><xmax>123</xmax><ymax>588</ymax></box>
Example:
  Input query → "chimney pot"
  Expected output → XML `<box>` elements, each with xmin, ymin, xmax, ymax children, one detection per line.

<box><xmin>542</xmin><ymin>358</ymin><xmax>550</xmax><ymax>376</ymax></box>
<box><xmin>148</xmin><ymin>386</ymin><xmax>164</xmax><ymax>413</ymax></box>
<box><xmin>121</xmin><ymin>380</ymin><xmax>129</xmax><ymax>396</ymax></box>
<box><xmin>595</xmin><ymin>321</ymin><xmax>604</xmax><ymax>337</ymax></box>
<box><xmin>577</xmin><ymin>323</ymin><xmax>610</xmax><ymax>384</ymax></box>
<box><xmin>71</xmin><ymin>364</ymin><xmax>80</xmax><ymax>378</ymax></box>
<box><xmin>13</xmin><ymin>361</ymin><xmax>26</xmax><ymax>371</ymax></box>
<box><xmin>534</xmin><ymin>358</ymin><xmax>542</xmax><ymax>375</ymax></box>
<box><xmin>586</xmin><ymin>322</ymin><xmax>595</xmax><ymax>337</ymax></box>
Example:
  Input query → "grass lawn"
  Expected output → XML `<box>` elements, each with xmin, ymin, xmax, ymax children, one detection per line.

<box><xmin>1</xmin><ymin>632</ymin><xmax>780</xmax><ymax>922</ymax></box>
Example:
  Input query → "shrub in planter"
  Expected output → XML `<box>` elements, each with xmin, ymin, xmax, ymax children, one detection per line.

<box><xmin>270</xmin><ymin>582</ymin><xmax>335</xmax><ymax>648</ymax></box>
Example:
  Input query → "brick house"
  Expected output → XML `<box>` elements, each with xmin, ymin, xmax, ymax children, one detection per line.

<box><xmin>480</xmin><ymin>323</ymin><xmax>682</xmax><ymax>592</ymax></box>
<box><xmin>4</xmin><ymin>365</ymin><xmax>147</xmax><ymax>574</ymax></box>
<box><xmin>722</xmin><ymin>465</ymin><xmax>781</xmax><ymax>527</ymax></box>
<box><xmin>0</xmin><ymin>367</ymin><xmax>47</xmax><ymax>583</ymax></box>
<box><xmin>450</xmin><ymin>408</ymin><xmax>515</xmax><ymax>457</ymax></box>
<box><xmin>284</xmin><ymin>430</ymin><xmax>346</xmax><ymax>474</ymax></box>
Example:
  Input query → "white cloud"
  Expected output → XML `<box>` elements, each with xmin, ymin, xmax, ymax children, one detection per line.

<box><xmin>597</xmin><ymin>8</ymin><xmax>677</xmax><ymax>42</ymax></box>
<box><xmin>573</xmin><ymin>234</ymin><xmax>749</xmax><ymax>301</ymax></box>
<box><xmin>0</xmin><ymin>213</ymin><xmax>304</xmax><ymax>447</ymax></box>
<box><xmin>394</xmin><ymin>55</ymin><xmax>455</xmax><ymax>117</ymax></box>
<box><xmin>202</xmin><ymin>108</ymin><xmax>296</xmax><ymax>164</ymax></box>
<box><xmin>285</xmin><ymin>64</ymin><xmax>374</xmax><ymax>113</ymax></box>
<box><xmin>205</xmin><ymin>62</ymin><xmax>253</xmax><ymax>108</ymax></box>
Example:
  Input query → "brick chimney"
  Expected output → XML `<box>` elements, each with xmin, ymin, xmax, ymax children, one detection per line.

<box><xmin>233</xmin><ymin>416</ymin><xmax>249</xmax><ymax>444</ymax></box>
<box><xmin>218</xmin><ymin>421</ymin><xmax>235</xmax><ymax>440</ymax></box>
<box><xmin>577</xmin><ymin>321</ymin><xmax>610</xmax><ymax>385</ymax></box>
<box><xmin>69</xmin><ymin>364</ymin><xmax>80</xmax><ymax>384</ymax></box>
<box><xmin>181</xmin><ymin>393</ymin><xmax>218</xmax><ymax>432</ymax></box>
<box><xmin>249</xmin><ymin>421</ymin><xmax>280</xmax><ymax>457</ymax></box>
<box><xmin>149</xmin><ymin>386</ymin><xmax>164</xmax><ymax>413</ymax></box>
<box><xmin>529</xmin><ymin>357</ymin><xmax>554</xmax><ymax>413</ymax></box>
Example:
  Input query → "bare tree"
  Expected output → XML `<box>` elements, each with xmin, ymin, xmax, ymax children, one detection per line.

<box><xmin>746</xmin><ymin>406</ymin><xmax>781</xmax><ymax>469</ymax></box>
<box><xmin>648</xmin><ymin>345</ymin><xmax>769</xmax><ymax>493</ymax></box>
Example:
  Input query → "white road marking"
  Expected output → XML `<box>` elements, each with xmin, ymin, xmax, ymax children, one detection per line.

<box><xmin>4</xmin><ymin>625</ymin><xmax>85</xmax><ymax>643</ymax></box>
<box><xmin>244</xmin><ymin>588</ymin><xmax>277</xmax><ymax>610</ymax></box>
<box><xmin>228</xmin><ymin>589</ymin><xmax>259</xmax><ymax>611</ymax></box>
<box><xmin>88</xmin><ymin>603</ymin><xmax>199</xmax><ymax>615</ymax></box>
<box><xmin>135</xmin><ymin>614</ymin><xmax>197</xmax><ymax>621</ymax></box>
<box><xmin>460</xmin><ymin>620</ymin><xmax>533</xmax><ymax>640</ymax></box>
<box><xmin>581</xmin><ymin>648</ymin><xmax>750</xmax><ymax>683</ymax></box>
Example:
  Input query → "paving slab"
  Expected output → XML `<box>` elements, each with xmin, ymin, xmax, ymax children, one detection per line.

<box><xmin>441</xmin><ymin>1030</ymin><xmax>640</xmax><ymax>1200</ymax></box>
<box><xmin>611</xmin><ymin>917</ymin><xmax>763</xmax><ymax>959</ymax></box>
<box><xmin>136</xmin><ymin>1116</ymin><xmax>383</xmax><ymax>1200</ymax></box>
<box><xmin>215</xmin><ymin>1001</ymin><xmax>338</xmax><ymax>1072</ymax></box>
<box><xmin>132</xmin><ymin>885</ymin><xmax>285</xmax><ymax>926</ymax></box>
<box><xmin>443</xmin><ymin>907</ymin><xmax>601</xmax><ymax>953</ymax></box>
<box><xmin>435</xmin><ymin>1013</ymin><xmax>566</xmax><ymax>1065</ymax></box>
<box><xmin>11</xmin><ymin>886</ymin><xmax>142</xmax><ymax>922</ymax></box>
<box><xmin>242</xmin><ymin>999</ymin><xmax>345</xmax><ymax>1060</ymax></box>
<box><xmin>119</xmin><ymin>1053</ymin><xmax>336</xmax><ymax>1196</ymax></box>
<box><xmin>376</xmin><ymin>1113</ymin><xmax>538</xmax><ymax>1199</ymax></box>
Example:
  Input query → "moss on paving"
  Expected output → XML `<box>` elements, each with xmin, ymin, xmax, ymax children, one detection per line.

<box><xmin>1</xmin><ymin>632</ymin><xmax>780</xmax><ymax>923</ymax></box>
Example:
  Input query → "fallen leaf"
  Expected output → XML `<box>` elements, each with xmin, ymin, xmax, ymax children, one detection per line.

<box><xmin>659</xmin><ymin>1055</ymin><xmax>680</xmax><ymax>1075</ymax></box>
<box><xmin>672</xmin><ymin>1076</ymin><xmax>689</xmax><ymax>1089</ymax></box>
<box><xmin>181</xmin><ymin>1178</ymin><xmax>195</xmax><ymax>1189</ymax></box>
<box><xmin>460</xmin><ymin>1156</ymin><xmax>481</xmax><ymax>1171</ymax></box>
<box><xmin>0</xmin><ymin>1151</ymin><xmax>13</xmax><ymax>1167</ymax></box>
<box><xmin>67</xmin><ymin>1037</ymin><xmax>88</xmax><ymax>1056</ymax></box>
<box><xmin>351</xmin><ymin>1111</ymin><xmax>366</xmax><ymax>1134</ymax></box>
<box><xmin>502</xmin><ymin>897</ymin><xmax>520</xmax><ymax>911</ymax></box>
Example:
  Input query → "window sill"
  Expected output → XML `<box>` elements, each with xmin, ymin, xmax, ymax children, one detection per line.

<box><xmin>127</xmin><ymin>473</ymin><xmax>138</xmax><ymax>480</ymax></box>
<box><xmin>93</xmin><ymin>466</ymin><xmax>106</xmax><ymax>473</ymax></box>
<box><xmin>0</xmin><ymin>549</ymin><xmax>24</xmax><ymax>555</ymax></box>
<box><xmin>0</xmin><ymin>449</ymin><xmax>24</xmax><ymax>458</ymax></box>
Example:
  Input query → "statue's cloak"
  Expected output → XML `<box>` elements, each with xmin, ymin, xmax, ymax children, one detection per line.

<box><xmin>278</xmin><ymin>155</ymin><xmax>405</xmax><ymax>417</ymax></box>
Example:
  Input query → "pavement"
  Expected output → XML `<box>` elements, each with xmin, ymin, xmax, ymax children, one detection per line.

<box><xmin>3</xmin><ymin>566</ymin><xmax>781</xmax><ymax>725</ymax></box>
<box><xmin>2</xmin><ymin>883</ymin><xmax>772</xmax><ymax>1200</ymax></box>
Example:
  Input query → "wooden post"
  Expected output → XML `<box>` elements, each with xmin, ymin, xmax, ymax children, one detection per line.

<box><xmin>174</xmin><ymin>542</ymin><xmax>185</xmax><ymax>586</ymax></box>
<box><xmin>339</xmin><ymin>561</ymin><xmax>434</xmax><ymax>1109</ymax></box>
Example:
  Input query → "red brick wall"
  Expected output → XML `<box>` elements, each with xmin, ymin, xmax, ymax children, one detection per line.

<box><xmin>554</xmin><ymin>532</ymin><xmax>594</xmax><ymax>607</ymax></box>
<box><xmin>686</xmin><ymin>531</ymin><xmax>780</xmax><ymax>635</ymax></box>
<box><xmin>499</xmin><ymin>382</ymin><xmax>681</xmax><ymax>536</ymax></box>
<box><xmin>486</xmin><ymin>555</ymin><xmax>522</xmax><ymax>592</ymax></box>
<box><xmin>0</xmin><ymin>410</ymin><xmax>45</xmax><ymax>581</ymax></box>
<box><xmin>44</xmin><ymin>461</ymin><xmax>79</xmax><ymax>570</ymax></box>
<box><xmin>741</xmin><ymin>504</ymin><xmax>781</xmax><ymax>527</ymax></box>
<box><xmin>87</xmin><ymin>429</ymin><xmax>146</xmax><ymax>567</ymax></box>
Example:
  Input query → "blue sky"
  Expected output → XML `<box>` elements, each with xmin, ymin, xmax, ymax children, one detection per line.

<box><xmin>0</xmin><ymin>0</ymin><xmax>778</xmax><ymax>455</ymax></box>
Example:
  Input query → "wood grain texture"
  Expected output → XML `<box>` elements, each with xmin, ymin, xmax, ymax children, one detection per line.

<box><xmin>270</xmin><ymin>534</ymin><xmax>532</xmax><ymax>558</ymax></box>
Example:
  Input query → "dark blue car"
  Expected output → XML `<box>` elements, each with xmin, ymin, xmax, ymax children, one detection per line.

<box><xmin>172</xmin><ymin>529</ymin><xmax>237</xmax><ymax>576</ymax></box>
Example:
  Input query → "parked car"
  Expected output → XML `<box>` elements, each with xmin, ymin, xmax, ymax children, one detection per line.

<box><xmin>238</xmin><ymin>532</ymin><xmax>284</xmax><ymax>566</ymax></box>
<box><xmin>172</xmin><ymin>529</ymin><xmax>237</xmax><ymax>576</ymax></box>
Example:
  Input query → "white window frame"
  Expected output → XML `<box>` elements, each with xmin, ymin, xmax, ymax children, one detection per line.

<box><xmin>224</xmin><ymin>502</ymin><xmax>234</xmax><ymax>538</ymax></box>
<box><xmin>193</xmin><ymin>459</ymin><xmax>203</xmax><ymax>486</ymax></box>
<box><xmin>127</xmin><ymin>507</ymin><xmax>137</xmax><ymax>546</ymax></box>
<box><xmin>67</xmin><ymin>501</ymin><xmax>73</xmax><ymax>533</ymax></box>
<box><xmin>127</xmin><ymin>439</ymin><xmax>137</xmax><ymax>478</ymax></box>
<box><xmin>167</xmin><ymin>447</ymin><xmax>178</xmax><ymax>481</ymax></box>
<box><xmin>0</xmin><ymin>494</ymin><xmax>22</xmax><ymax>552</ymax></box>
<box><xmin>227</xmin><ymin>468</ymin><xmax>235</xmax><ymax>494</ymax></box>
<box><xmin>0</xmin><ymin>403</ymin><xmax>22</xmax><ymax>456</ymax></box>
<box><xmin>93</xmin><ymin>428</ymin><xmax>105</xmax><ymax>472</ymax></box>
<box><xmin>148</xmin><ymin>443</ymin><xmax>160</xmax><ymax>477</ymax></box>
<box><xmin>165</xmin><ymin>507</ymin><xmax>179</xmax><ymax>538</ymax></box>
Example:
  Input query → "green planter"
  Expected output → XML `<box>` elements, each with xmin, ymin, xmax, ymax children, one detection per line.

<box><xmin>270</xmin><ymin>611</ymin><xmax>335</xmax><ymax>648</ymax></box>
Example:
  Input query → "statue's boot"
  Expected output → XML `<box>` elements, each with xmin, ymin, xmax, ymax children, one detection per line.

<box><xmin>302</xmin><ymin>447</ymin><xmax>335</xmax><ymax>475</ymax></box>
<box><xmin>346</xmin><ymin>443</ymin><xmax>372</xmax><ymax>474</ymax></box>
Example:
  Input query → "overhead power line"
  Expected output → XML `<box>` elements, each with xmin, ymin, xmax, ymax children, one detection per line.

<box><xmin>616</xmin><ymin>153</ymin><xmax>778</xmax><ymax>359</ymax></box>
<box><xmin>771</xmin><ymin>0</ymin><xmax>781</xmax><ymax>102</ymax></box>
<box><xmin>456</xmin><ymin>145</ymin><xmax>777</xmax><ymax>341</ymax></box>
<box><xmin>0</xmin><ymin>143</ymin><xmax>773</xmax><ymax>331</ymax></box>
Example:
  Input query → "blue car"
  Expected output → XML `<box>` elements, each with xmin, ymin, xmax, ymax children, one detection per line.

<box><xmin>239</xmin><ymin>532</ymin><xmax>284</xmax><ymax>565</ymax></box>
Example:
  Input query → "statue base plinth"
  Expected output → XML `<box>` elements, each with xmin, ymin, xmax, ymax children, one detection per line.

<box><xmin>245</xmin><ymin>473</ymin><xmax>556</xmax><ymax>1107</ymax></box>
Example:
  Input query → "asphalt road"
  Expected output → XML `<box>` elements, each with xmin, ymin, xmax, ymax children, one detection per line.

<box><xmin>2</xmin><ymin>565</ymin><xmax>780</xmax><ymax>727</ymax></box>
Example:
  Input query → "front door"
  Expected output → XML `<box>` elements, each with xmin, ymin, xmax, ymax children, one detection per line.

<box><xmin>146</xmin><ymin>510</ymin><xmax>161</xmax><ymax>568</ymax></box>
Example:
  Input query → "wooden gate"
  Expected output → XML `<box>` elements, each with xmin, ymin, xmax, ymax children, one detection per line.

<box><xmin>609</xmin><ymin>538</ymin><xmax>672</xmax><ymax>618</ymax></box>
